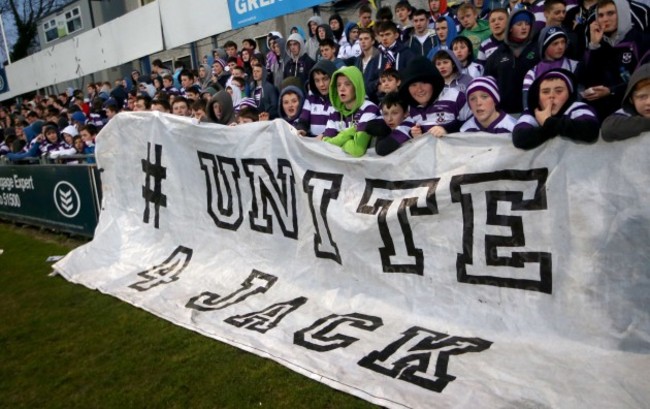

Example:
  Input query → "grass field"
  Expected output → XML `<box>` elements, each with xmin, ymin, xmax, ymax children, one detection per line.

<box><xmin>0</xmin><ymin>223</ymin><xmax>377</xmax><ymax>409</ymax></box>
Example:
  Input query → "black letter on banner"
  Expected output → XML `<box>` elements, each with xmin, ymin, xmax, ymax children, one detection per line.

<box><xmin>303</xmin><ymin>171</ymin><xmax>344</xmax><ymax>263</ymax></box>
<box><xmin>129</xmin><ymin>246</ymin><xmax>193</xmax><ymax>291</ymax></box>
<box><xmin>449</xmin><ymin>169</ymin><xmax>552</xmax><ymax>294</ymax></box>
<box><xmin>358</xmin><ymin>326</ymin><xmax>492</xmax><ymax>393</ymax></box>
<box><xmin>356</xmin><ymin>179</ymin><xmax>439</xmax><ymax>275</ymax></box>
<box><xmin>197</xmin><ymin>152</ymin><xmax>243</xmax><ymax>230</ymax></box>
<box><xmin>185</xmin><ymin>270</ymin><xmax>278</xmax><ymax>312</ymax></box>
<box><xmin>242</xmin><ymin>159</ymin><xmax>298</xmax><ymax>239</ymax></box>
<box><xmin>224</xmin><ymin>297</ymin><xmax>308</xmax><ymax>333</ymax></box>
<box><xmin>294</xmin><ymin>313</ymin><xmax>383</xmax><ymax>352</ymax></box>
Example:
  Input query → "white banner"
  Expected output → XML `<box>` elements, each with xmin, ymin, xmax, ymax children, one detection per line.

<box><xmin>54</xmin><ymin>113</ymin><xmax>650</xmax><ymax>409</ymax></box>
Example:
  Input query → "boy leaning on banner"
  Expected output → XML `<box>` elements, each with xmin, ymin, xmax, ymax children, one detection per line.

<box><xmin>317</xmin><ymin>66</ymin><xmax>380</xmax><ymax>157</ymax></box>
<box><xmin>601</xmin><ymin>63</ymin><xmax>650</xmax><ymax>141</ymax></box>
<box><xmin>513</xmin><ymin>69</ymin><xmax>599</xmax><ymax>150</ymax></box>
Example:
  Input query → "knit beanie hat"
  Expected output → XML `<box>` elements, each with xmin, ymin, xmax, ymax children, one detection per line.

<box><xmin>541</xmin><ymin>26</ymin><xmax>568</xmax><ymax>57</ymax></box>
<box><xmin>510</xmin><ymin>11</ymin><xmax>533</xmax><ymax>26</ymax></box>
<box><xmin>466</xmin><ymin>76</ymin><xmax>500</xmax><ymax>104</ymax></box>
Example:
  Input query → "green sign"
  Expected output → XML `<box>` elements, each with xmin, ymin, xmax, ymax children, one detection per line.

<box><xmin>0</xmin><ymin>164</ymin><xmax>101</xmax><ymax>236</ymax></box>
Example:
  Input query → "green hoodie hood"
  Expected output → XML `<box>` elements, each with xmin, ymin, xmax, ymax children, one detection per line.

<box><xmin>329</xmin><ymin>66</ymin><xmax>366</xmax><ymax>117</ymax></box>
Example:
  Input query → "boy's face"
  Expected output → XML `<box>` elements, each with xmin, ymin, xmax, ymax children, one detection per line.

<box><xmin>173</xmin><ymin>101</ymin><xmax>189</xmax><ymax>116</ymax></box>
<box><xmin>632</xmin><ymin>83</ymin><xmax>650</xmax><ymax>118</ymax></box>
<box><xmin>378</xmin><ymin>29</ymin><xmax>399</xmax><ymax>48</ymax></box>
<box><xmin>225</xmin><ymin>46</ymin><xmax>237</xmax><ymax>57</ymax></box>
<box><xmin>510</xmin><ymin>21</ymin><xmax>531</xmax><ymax>41</ymax></box>
<box><xmin>80</xmin><ymin>129</ymin><xmax>93</xmax><ymax>143</ymax></box>
<box><xmin>412</xmin><ymin>14</ymin><xmax>429</xmax><ymax>34</ymax></box>
<box><xmin>539</xmin><ymin>78</ymin><xmax>569</xmax><ymax>115</ymax></box>
<box><xmin>429</xmin><ymin>0</ymin><xmax>441</xmax><ymax>13</ymax></box>
<box><xmin>252</xmin><ymin>66</ymin><xmax>264</xmax><ymax>82</ymax></box>
<box><xmin>359</xmin><ymin>12</ymin><xmax>372</xmax><ymax>27</ymax></box>
<box><xmin>452</xmin><ymin>41</ymin><xmax>470</xmax><ymax>63</ymax></box>
<box><xmin>379</xmin><ymin>76</ymin><xmax>400</xmax><ymax>94</ymax></box>
<box><xmin>359</xmin><ymin>33</ymin><xmax>374</xmax><ymax>51</ymax></box>
<box><xmin>192</xmin><ymin>108</ymin><xmax>205</xmax><ymax>120</ymax></box>
<box><xmin>106</xmin><ymin>108</ymin><xmax>117</xmax><ymax>119</ymax></box>
<box><xmin>489</xmin><ymin>11</ymin><xmax>508</xmax><ymax>36</ymax></box>
<box><xmin>63</xmin><ymin>133</ymin><xmax>73</xmax><ymax>145</ymax></box>
<box><xmin>163</xmin><ymin>78</ymin><xmax>172</xmax><ymax>88</ymax></box>
<box><xmin>134</xmin><ymin>99</ymin><xmax>148</xmax><ymax>111</ymax></box>
<box><xmin>336</xmin><ymin>75</ymin><xmax>356</xmax><ymax>107</ymax></box>
<box><xmin>330</xmin><ymin>19</ymin><xmax>341</xmax><ymax>32</ymax></box>
<box><xmin>545</xmin><ymin>3</ymin><xmax>566</xmax><ymax>26</ymax></box>
<box><xmin>288</xmin><ymin>40</ymin><xmax>301</xmax><ymax>57</ymax></box>
<box><xmin>349</xmin><ymin>27</ymin><xmax>360</xmax><ymax>42</ymax></box>
<box><xmin>238</xmin><ymin>116</ymin><xmax>254</xmax><ymax>124</ymax></box>
<box><xmin>282</xmin><ymin>92</ymin><xmax>301</xmax><ymax>118</ymax></box>
<box><xmin>395</xmin><ymin>6</ymin><xmax>411</xmax><ymax>22</ymax></box>
<box><xmin>468</xmin><ymin>91</ymin><xmax>497</xmax><ymax>124</ymax></box>
<box><xmin>45</xmin><ymin>130</ymin><xmax>58</xmax><ymax>143</ymax></box>
<box><xmin>435</xmin><ymin>20</ymin><xmax>448</xmax><ymax>41</ymax></box>
<box><xmin>458</xmin><ymin>9</ymin><xmax>478</xmax><ymax>29</ymax></box>
<box><xmin>409</xmin><ymin>81</ymin><xmax>434</xmax><ymax>105</ymax></box>
<box><xmin>435</xmin><ymin>58</ymin><xmax>454</xmax><ymax>79</ymax></box>
<box><xmin>233</xmin><ymin>68</ymin><xmax>245</xmax><ymax>78</ymax></box>
<box><xmin>212</xmin><ymin>103</ymin><xmax>222</xmax><ymax>119</ymax></box>
<box><xmin>181</xmin><ymin>75</ymin><xmax>193</xmax><ymax>89</ymax></box>
<box><xmin>74</xmin><ymin>138</ymin><xmax>85</xmax><ymax>152</ymax></box>
<box><xmin>309</xmin><ymin>21</ymin><xmax>319</xmax><ymax>34</ymax></box>
<box><xmin>382</xmin><ymin>104</ymin><xmax>407</xmax><ymax>129</ymax></box>
<box><xmin>213</xmin><ymin>63</ymin><xmax>223</xmax><ymax>75</ymax></box>
<box><xmin>320</xmin><ymin>45</ymin><xmax>335</xmax><ymax>61</ymax></box>
<box><xmin>545</xmin><ymin>37</ymin><xmax>567</xmax><ymax>60</ymax></box>
<box><xmin>596</xmin><ymin>3</ymin><xmax>617</xmax><ymax>33</ymax></box>
<box><xmin>313</xmin><ymin>71</ymin><xmax>331</xmax><ymax>96</ymax></box>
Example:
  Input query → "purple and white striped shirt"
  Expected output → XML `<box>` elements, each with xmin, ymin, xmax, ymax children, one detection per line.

<box><xmin>477</xmin><ymin>36</ymin><xmax>503</xmax><ymax>66</ymax></box>
<box><xmin>523</xmin><ymin>58</ymin><xmax>579</xmax><ymax>92</ymax></box>
<box><xmin>322</xmin><ymin>100</ymin><xmax>379</xmax><ymax>137</ymax></box>
<box><xmin>514</xmin><ymin>102</ymin><xmax>598</xmax><ymax>130</ymax></box>
<box><xmin>460</xmin><ymin>111</ymin><xmax>517</xmax><ymax>133</ymax></box>
<box><xmin>300</xmin><ymin>92</ymin><xmax>333</xmax><ymax>137</ymax></box>
<box><xmin>389</xmin><ymin>88</ymin><xmax>470</xmax><ymax>144</ymax></box>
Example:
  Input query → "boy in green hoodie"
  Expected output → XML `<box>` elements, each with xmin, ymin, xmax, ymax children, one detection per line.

<box><xmin>457</xmin><ymin>3</ymin><xmax>491</xmax><ymax>59</ymax></box>
<box><xmin>319</xmin><ymin>66</ymin><xmax>380</xmax><ymax>157</ymax></box>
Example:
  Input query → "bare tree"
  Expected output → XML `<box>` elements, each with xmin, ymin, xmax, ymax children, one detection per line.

<box><xmin>0</xmin><ymin>0</ymin><xmax>67</xmax><ymax>61</ymax></box>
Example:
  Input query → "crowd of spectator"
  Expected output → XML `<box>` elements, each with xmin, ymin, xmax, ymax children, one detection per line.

<box><xmin>0</xmin><ymin>0</ymin><xmax>649</xmax><ymax>162</ymax></box>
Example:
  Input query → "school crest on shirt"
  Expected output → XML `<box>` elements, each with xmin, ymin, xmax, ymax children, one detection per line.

<box><xmin>622</xmin><ymin>52</ymin><xmax>633</xmax><ymax>64</ymax></box>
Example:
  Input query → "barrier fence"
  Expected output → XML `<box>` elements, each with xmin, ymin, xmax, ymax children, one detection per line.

<box><xmin>0</xmin><ymin>163</ymin><xmax>102</xmax><ymax>237</ymax></box>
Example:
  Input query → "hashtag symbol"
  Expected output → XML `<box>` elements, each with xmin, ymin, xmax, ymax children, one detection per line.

<box><xmin>142</xmin><ymin>142</ymin><xmax>167</xmax><ymax>228</ymax></box>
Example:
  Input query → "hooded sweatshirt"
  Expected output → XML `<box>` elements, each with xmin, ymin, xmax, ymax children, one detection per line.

<box><xmin>513</xmin><ymin>69</ymin><xmax>599</xmax><ymax>149</ymax></box>
<box><xmin>304</xmin><ymin>16</ymin><xmax>324</xmax><ymax>61</ymax></box>
<box><xmin>269</xmin><ymin>36</ymin><xmax>287</xmax><ymax>90</ymax></box>
<box><xmin>460</xmin><ymin>19</ymin><xmax>491</xmax><ymax>59</ymax></box>
<box><xmin>426</xmin><ymin>15</ymin><xmax>459</xmax><ymax>60</ymax></box>
<box><xmin>249</xmin><ymin>64</ymin><xmax>279</xmax><ymax>119</ymax></box>
<box><xmin>300</xmin><ymin>59</ymin><xmax>337</xmax><ymax>137</ymax></box>
<box><xmin>602</xmin><ymin>63</ymin><xmax>650</xmax><ymax>141</ymax></box>
<box><xmin>581</xmin><ymin>0</ymin><xmax>650</xmax><ymax>120</ymax></box>
<box><xmin>207</xmin><ymin>90</ymin><xmax>235</xmax><ymax>125</ymax></box>
<box><xmin>279</xmin><ymin>85</ymin><xmax>306</xmax><ymax>126</ymax></box>
<box><xmin>283</xmin><ymin>33</ymin><xmax>315</xmax><ymax>89</ymax></box>
<box><xmin>432</xmin><ymin>49</ymin><xmax>473</xmax><ymax>95</ymax></box>
<box><xmin>522</xmin><ymin>26</ymin><xmax>579</xmax><ymax>104</ymax></box>
<box><xmin>484</xmin><ymin>9</ymin><xmax>539</xmax><ymax>114</ymax></box>
<box><xmin>322</xmin><ymin>66</ymin><xmax>380</xmax><ymax>157</ymax></box>
<box><xmin>338</xmin><ymin>22</ymin><xmax>361</xmax><ymax>60</ymax></box>
<box><xmin>378</xmin><ymin>57</ymin><xmax>466</xmax><ymax>155</ymax></box>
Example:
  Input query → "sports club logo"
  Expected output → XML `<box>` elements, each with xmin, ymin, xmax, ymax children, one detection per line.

<box><xmin>622</xmin><ymin>52</ymin><xmax>632</xmax><ymax>64</ymax></box>
<box><xmin>53</xmin><ymin>181</ymin><xmax>81</xmax><ymax>218</ymax></box>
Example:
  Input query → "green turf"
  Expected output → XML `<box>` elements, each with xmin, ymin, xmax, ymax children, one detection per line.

<box><xmin>0</xmin><ymin>223</ymin><xmax>378</xmax><ymax>409</ymax></box>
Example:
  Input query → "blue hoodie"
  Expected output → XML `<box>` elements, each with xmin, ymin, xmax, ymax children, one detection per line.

<box><xmin>426</xmin><ymin>15</ymin><xmax>459</xmax><ymax>60</ymax></box>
